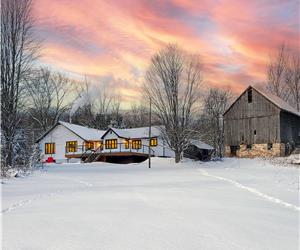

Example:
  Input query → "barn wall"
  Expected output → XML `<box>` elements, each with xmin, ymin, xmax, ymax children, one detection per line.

<box><xmin>224</xmin><ymin>88</ymin><xmax>281</xmax><ymax>146</ymax></box>
<box><xmin>225</xmin><ymin>143</ymin><xmax>285</xmax><ymax>158</ymax></box>
<box><xmin>280</xmin><ymin>111</ymin><xmax>300</xmax><ymax>146</ymax></box>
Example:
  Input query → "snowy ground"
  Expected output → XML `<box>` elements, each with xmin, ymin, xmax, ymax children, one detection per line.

<box><xmin>1</xmin><ymin>158</ymin><xmax>299</xmax><ymax>250</ymax></box>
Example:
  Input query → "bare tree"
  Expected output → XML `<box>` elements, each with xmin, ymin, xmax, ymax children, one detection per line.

<box><xmin>94</xmin><ymin>86</ymin><xmax>112</xmax><ymax>116</ymax></box>
<box><xmin>92</xmin><ymin>85</ymin><xmax>113</xmax><ymax>129</ymax></box>
<box><xmin>1</xmin><ymin>0</ymin><xmax>40</xmax><ymax>170</ymax></box>
<box><xmin>123</xmin><ymin>103</ymin><xmax>149</xmax><ymax>128</ymax></box>
<box><xmin>285</xmin><ymin>54</ymin><xmax>300</xmax><ymax>111</ymax></box>
<box><xmin>111</xmin><ymin>95</ymin><xmax>123</xmax><ymax>128</ymax></box>
<box><xmin>199</xmin><ymin>88</ymin><xmax>232</xmax><ymax>158</ymax></box>
<box><xmin>144</xmin><ymin>44</ymin><xmax>203</xmax><ymax>163</ymax></box>
<box><xmin>25</xmin><ymin>68</ymin><xmax>75</xmax><ymax>132</ymax></box>
<box><xmin>70</xmin><ymin>77</ymin><xmax>95</xmax><ymax>126</ymax></box>
<box><xmin>267</xmin><ymin>44</ymin><xmax>290</xmax><ymax>102</ymax></box>
<box><xmin>71</xmin><ymin>78</ymin><xmax>124</xmax><ymax>130</ymax></box>
<box><xmin>267</xmin><ymin>44</ymin><xmax>300</xmax><ymax>111</ymax></box>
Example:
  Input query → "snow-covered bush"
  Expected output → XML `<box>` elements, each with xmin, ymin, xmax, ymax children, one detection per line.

<box><xmin>1</xmin><ymin>128</ymin><xmax>42</xmax><ymax>178</ymax></box>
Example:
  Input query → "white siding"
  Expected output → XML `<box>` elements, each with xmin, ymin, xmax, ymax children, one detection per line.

<box><xmin>102</xmin><ymin>131</ymin><xmax>175</xmax><ymax>157</ymax></box>
<box><xmin>38</xmin><ymin>125</ymin><xmax>175</xmax><ymax>163</ymax></box>
<box><xmin>39</xmin><ymin>125</ymin><xmax>83</xmax><ymax>163</ymax></box>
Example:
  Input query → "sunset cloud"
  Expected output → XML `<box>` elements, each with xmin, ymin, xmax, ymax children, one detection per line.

<box><xmin>32</xmin><ymin>0</ymin><xmax>299</xmax><ymax>106</ymax></box>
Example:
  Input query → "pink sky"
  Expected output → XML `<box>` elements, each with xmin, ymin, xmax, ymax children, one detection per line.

<box><xmin>33</xmin><ymin>0</ymin><xmax>299</xmax><ymax>105</ymax></box>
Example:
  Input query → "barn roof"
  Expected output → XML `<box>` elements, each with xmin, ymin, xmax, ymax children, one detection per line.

<box><xmin>253</xmin><ymin>86</ymin><xmax>300</xmax><ymax>117</ymax></box>
<box><xmin>224</xmin><ymin>85</ymin><xmax>300</xmax><ymax>117</ymax></box>
<box><xmin>35</xmin><ymin>121</ymin><xmax>106</xmax><ymax>142</ymax></box>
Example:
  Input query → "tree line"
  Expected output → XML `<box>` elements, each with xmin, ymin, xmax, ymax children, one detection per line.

<box><xmin>267</xmin><ymin>44</ymin><xmax>300</xmax><ymax>111</ymax></box>
<box><xmin>1</xmin><ymin>0</ymin><xmax>299</xmax><ymax>175</ymax></box>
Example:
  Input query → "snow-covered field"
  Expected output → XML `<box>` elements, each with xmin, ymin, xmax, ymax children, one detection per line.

<box><xmin>1</xmin><ymin>158</ymin><xmax>299</xmax><ymax>250</ymax></box>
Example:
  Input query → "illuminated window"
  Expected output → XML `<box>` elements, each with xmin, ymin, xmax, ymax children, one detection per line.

<box><xmin>94</xmin><ymin>141</ymin><xmax>103</xmax><ymax>150</ymax></box>
<box><xmin>45</xmin><ymin>143</ymin><xmax>55</xmax><ymax>154</ymax></box>
<box><xmin>66</xmin><ymin>141</ymin><xmax>77</xmax><ymax>153</ymax></box>
<box><xmin>124</xmin><ymin>139</ymin><xmax>130</xmax><ymax>149</ymax></box>
<box><xmin>132</xmin><ymin>140</ymin><xmax>141</xmax><ymax>149</ymax></box>
<box><xmin>150</xmin><ymin>138</ymin><xmax>158</xmax><ymax>147</ymax></box>
<box><xmin>85</xmin><ymin>141</ymin><xmax>94</xmax><ymax>150</ymax></box>
<box><xmin>105</xmin><ymin>139</ymin><xmax>117</xmax><ymax>149</ymax></box>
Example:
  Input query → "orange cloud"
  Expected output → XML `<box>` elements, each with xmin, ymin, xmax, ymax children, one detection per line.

<box><xmin>32</xmin><ymin>0</ymin><xmax>299</xmax><ymax>105</ymax></box>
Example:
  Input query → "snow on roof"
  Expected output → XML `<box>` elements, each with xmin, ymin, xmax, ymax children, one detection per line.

<box><xmin>59</xmin><ymin>121</ymin><xmax>106</xmax><ymax>140</ymax></box>
<box><xmin>190</xmin><ymin>139</ymin><xmax>214</xmax><ymax>150</ymax></box>
<box><xmin>253</xmin><ymin>86</ymin><xmax>300</xmax><ymax>117</ymax></box>
<box><xmin>108</xmin><ymin>126</ymin><xmax>161</xmax><ymax>139</ymax></box>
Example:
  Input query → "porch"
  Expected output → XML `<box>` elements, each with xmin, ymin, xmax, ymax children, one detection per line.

<box><xmin>65</xmin><ymin>142</ymin><xmax>155</xmax><ymax>163</ymax></box>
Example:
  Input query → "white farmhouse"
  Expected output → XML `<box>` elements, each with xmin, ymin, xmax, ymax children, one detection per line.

<box><xmin>36</xmin><ymin>121</ymin><xmax>106</xmax><ymax>163</ymax></box>
<box><xmin>36</xmin><ymin>121</ymin><xmax>213</xmax><ymax>163</ymax></box>
<box><xmin>100</xmin><ymin>127</ymin><xmax>175</xmax><ymax>163</ymax></box>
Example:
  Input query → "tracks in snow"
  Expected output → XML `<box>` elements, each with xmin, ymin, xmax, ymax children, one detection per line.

<box><xmin>199</xmin><ymin>169</ymin><xmax>300</xmax><ymax>212</ymax></box>
<box><xmin>1</xmin><ymin>191</ymin><xmax>61</xmax><ymax>214</ymax></box>
<box><xmin>1</xmin><ymin>176</ymin><xmax>93</xmax><ymax>214</ymax></box>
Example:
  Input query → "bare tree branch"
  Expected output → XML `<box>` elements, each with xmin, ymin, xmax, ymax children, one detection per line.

<box><xmin>1</xmin><ymin>0</ymin><xmax>40</xmax><ymax>170</ymax></box>
<box><xmin>144</xmin><ymin>44</ymin><xmax>203</xmax><ymax>163</ymax></box>
<box><xmin>267</xmin><ymin>44</ymin><xmax>300</xmax><ymax>111</ymax></box>
<box><xmin>25</xmin><ymin>68</ymin><xmax>75</xmax><ymax>132</ymax></box>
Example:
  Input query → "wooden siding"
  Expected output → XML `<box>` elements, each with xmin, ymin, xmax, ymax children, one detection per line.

<box><xmin>224</xmin><ymin>88</ymin><xmax>281</xmax><ymax>145</ymax></box>
<box><xmin>280</xmin><ymin>111</ymin><xmax>300</xmax><ymax>145</ymax></box>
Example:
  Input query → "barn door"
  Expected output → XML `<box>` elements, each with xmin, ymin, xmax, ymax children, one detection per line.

<box><xmin>230</xmin><ymin>146</ymin><xmax>238</xmax><ymax>157</ymax></box>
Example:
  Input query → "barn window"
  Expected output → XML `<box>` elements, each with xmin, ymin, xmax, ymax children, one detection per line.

<box><xmin>105</xmin><ymin>139</ymin><xmax>117</xmax><ymax>149</ymax></box>
<box><xmin>66</xmin><ymin>141</ymin><xmax>77</xmax><ymax>153</ymax></box>
<box><xmin>267</xmin><ymin>143</ymin><xmax>273</xmax><ymax>150</ymax></box>
<box><xmin>132</xmin><ymin>139</ymin><xmax>142</xmax><ymax>149</ymax></box>
<box><xmin>247</xmin><ymin>89</ymin><xmax>252</xmax><ymax>103</ymax></box>
<box><xmin>246</xmin><ymin>144</ymin><xmax>252</xmax><ymax>150</ymax></box>
<box><xmin>230</xmin><ymin>145</ymin><xmax>240</xmax><ymax>156</ymax></box>
<box><xmin>150</xmin><ymin>138</ymin><xmax>158</xmax><ymax>147</ymax></box>
<box><xmin>45</xmin><ymin>143</ymin><xmax>55</xmax><ymax>154</ymax></box>
<box><xmin>254</xmin><ymin>130</ymin><xmax>256</xmax><ymax>135</ymax></box>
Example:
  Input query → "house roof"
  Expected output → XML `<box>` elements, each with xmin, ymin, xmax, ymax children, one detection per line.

<box><xmin>190</xmin><ymin>139</ymin><xmax>214</xmax><ymax>150</ymax></box>
<box><xmin>224</xmin><ymin>85</ymin><xmax>300</xmax><ymax>117</ymax></box>
<box><xmin>36</xmin><ymin>122</ymin><xmax>214</xmax><ymax>150</ymax></box>
<box><xmin>35</xmin><ymin>121</ymin><xmax>106</xmax><ymax>143</ymax></box>
<box><xmin>101</xmin><ymin>126</ymin><xmax>161</xmax><ymax>139</ymax></box>
<box><xmin>58</xmin><ymin>121</ymin><xmax>106</xmax><ymax>140</ymax></box>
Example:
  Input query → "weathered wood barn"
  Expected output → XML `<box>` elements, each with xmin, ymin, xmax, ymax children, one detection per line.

<box><xmin>223</xmin><ymin>85</ymin><xmax>300</xmax><ymax>157</ymax></box>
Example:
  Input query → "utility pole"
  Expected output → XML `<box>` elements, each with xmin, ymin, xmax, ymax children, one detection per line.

<box><xmin>148</xmin><ymin>97</ymin><xmax>152</xmax><ymax>168</ymax></box>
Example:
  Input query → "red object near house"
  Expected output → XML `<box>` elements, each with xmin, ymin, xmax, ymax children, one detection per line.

<box><xmin>46</xmin><ymin>157</ymin><xmax>55</xmax><ymax>163</ymax></box>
